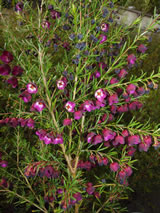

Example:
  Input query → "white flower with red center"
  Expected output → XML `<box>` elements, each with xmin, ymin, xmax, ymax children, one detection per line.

<box><xmin>95</xmin><ymin>89</ymin><xmax>106</xmax><ymax>102</ymax></box>
<box><xmin>65</xmin><ymin>101</ymin><xmax>75</xmax><ymax>112</ymax></box>
<box><xmin>57</xmin><ymin>79</ymin><xmax>66</xmax><ymax>90</ymax></box>
<box><xmin>27</xmin><ymin>83</ymin><xmax>38</xmax><ymax>94</ymax></box>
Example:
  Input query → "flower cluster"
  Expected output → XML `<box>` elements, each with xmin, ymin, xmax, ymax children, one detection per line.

<box><xmin>36</xmin><ymin>129</ymin><xmax>63</xmax><ymax>144</ymax></box>
<box><xmin>24</xmin><ymin>161</ymin><xmax>60</xmax><ymax>178</ymax></box>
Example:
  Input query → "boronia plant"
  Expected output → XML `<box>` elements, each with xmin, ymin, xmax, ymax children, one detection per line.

<box><xmin>0</xmin><ymin>0</ymin><xmax>160</xmax><ymax>212</ymax></box>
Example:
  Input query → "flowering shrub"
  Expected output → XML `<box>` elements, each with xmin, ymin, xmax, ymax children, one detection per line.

<box><xmin>0</xmin><ymin>0</ymin><xmax>160</xmax><ymax>212</ymax></box>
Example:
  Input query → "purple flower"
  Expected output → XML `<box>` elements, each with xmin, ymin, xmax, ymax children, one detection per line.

<box><xmin>65</xmin><ymin>101</ymin><xmax>75</xmax><ymax>112</ymax></box>
<box><xmin>0</xmin><ymin>160</ymin><xmax>8</xmax><ymax>168</ymax></box>
<box><xmin>15</xmin><ymin>2</ymin><xmax>23</xmax><ymax>11</ymax></box>
<box><xmin>110</xmin><ymin>162</ymin><xmax>120</xmax><ymax>172</ymax></box>
<box><xmin>74</xmin><ymin>111</ymin><xmax>82</xmax><ymax>120</ymax></box>
<box><xmin>87</xmin><ymin>132</ymin><xmax>96</xmax><ymax>143</ymax></box>
<box><xmin>122</xmin><ymin>129</ymin><xmax>129</xmax><ymax>137</ymax></box>
<box><xmin>0</xmin><ymin>64</ymin><xmax>11</xmax><ymax>75</ymax></box>
<box><xmin>101</xmin><ymin>23</ymin><xmax>109</xmax><ymax>32</ymax></box>
<box><xmin>95</xmin><ymin>100</ymin><xmax>106</xmax><ymax>109</ymax></box>
<box><xmin>108</xmin><ymin>93</ymin><xmax>119</xmax><ymax>105</ymax></box>
<box><xmin>42</xmin><ymin>21</ymin><xmax>51</xmax><ymax>29</ymax></box>
<box><xmin>63</xmin><ymin>118</ymin><xmax>72</xmax><ymax>126</ymax></box>
<box><xmin>95</xmin><ymin>89</ymin><xmax>107</xmax><ymax>102</ymax></box>
<box><xmin>50</xmin><ymin>10</ymin><xmax>61</xmax><ymax>19</ymax></box>
<box><xmin>19</xmin><ymin>91</ymin><xmax>32</xmax><ymax>103</ymax></box>
<box><xmin>110</xmin><ymin>105</ymin><xmax>117</xmax><ymax>114</ymax></box>
<box><xmin>128</xmin><ymin>135</ymin><xmax>141</xmax><ymax>146</ymax></box>
<box><xmin>27</xmin><ymin>83</ymin><xmax>38</xmax><ymax>94</ymax></box>
<box><xmin>30</xmin><ymin>100</ymin><xmax>46</xmax><ymax>112</ymax></box>
<box><xmin>43</xmin><ymin>134</ymin><xmax>53</xmax><ymax>145</ymax></box>
<box><xmin>117</xmin><ymin>104</ymin><xmax>128</xmax><ymax>113</ymax></box>
<box><xmin>92</xmin><ymin>135</ymin><xmax>103</xmax><ymax>145</ymax></box>
<box><xmin>73</xmin><ymin>192</ymin><xmax>82</xmax><ymax>203</ymax></box>
<box><xmin>137</xmin><ymin>44</ymin><xmax>147</xmax><ymax>53</ymax></box>
<box><xmin>102</xmin><ymin>129</ymin><xmax>116</xmax><ymax>141</ymax></box>
<box><xmin>57</xmin><ymin>78</ymin><xmax>67</xmax><ymax>90</ymax></box>
<box><xmin>139</xmin><ymin>143</ymin><xmax>149</xmax><ymax>152</ymax></box>
<box><xmin>18</xmin><ymin>118</ymin><xmax>28</xmax><ymax>127</ymax></box>
<box><xmin>114</xmin><ymin>135</ymin><xmax>125</xmax><ymax>145</ymax></box>
<box><xmin>94</xmin><ymin>71</ymin><xmax>101</xmax><ymax>78</ymax></box>
<box><xmin>86</xmin><ymin>183</ymin><xmax>95</xmax><ymax>195</ymax></box>
<box><xmin>12</xmin><ymin>65</ymin><xmax>23</xmax><ymax>76</ymax></box>
<box><xmin>127</xmin><ymin>54</ymin><xmax>136</xmax><ymax>65</ymax></box>
<box><xmin>124</xmin><ymin>166</ymin><xmax>133</xmax><ymax>177</ymax></box>
<box><xmin>7</xmin><ymin>77</ymin><xmax>18</xmax><ymax>88</ymax></box>
<box><xmin>110</xmin><ymin>77</ymin><xmax>119</xmax><ymax>84</ymax></box>
<box><xmin>118</xmin><ymin>69</ymin><xmax>128</xmax><ymax>78</ymax></box>
<box><xmin>53</xmin><ymin>135</ymin><xmax>63</xmax><ymax>144</ymax></box>
<box><xmin>9</xmin><ymin>118</ymin><xmax>18</xmax><ymax>127</ymax></box>
<box><xmin>0</xmin><ymin>51</ymin><xmax>13</xmax><ymax>64</ymax></box>
<box><xmin>26</xmin><ymin>118</ymin><xmax>35</xmax><ymax>129</ymax></box>
<box><xmin>99</xmin><ymin>34</ymin><xmax>107</xmax><ymax>44</ymax></box>
<box><xmin>83</xmin><ymin>100</ymin><xmax>95</xmax><ymax>112</ymax></box>
<box><xmin>36</xmin><ymin>129</ymin><xmax>47</xmax><ymax>140</ymax></box>
<box><xmin>127</xmin><ymin>147</ymin><xmax>136</xmax><ymax>156</ymax></box>
<box><xmin>126</xmin><ymin>84</ymin><xmax>136</xmax><ymax>95</ymax></box>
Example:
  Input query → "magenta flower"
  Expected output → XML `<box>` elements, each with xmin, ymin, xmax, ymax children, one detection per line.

<box><xmin>0</xmin><ymin>64</ymin><xmax>11</xmax><ymax>75</ymax></box>
<box><xmin>127</xmin><ymin>147</ymin><xmax>136</xmax><ymax>156</ymax></box>
<box><xmin>110</xmin><ymin>162</ymin><xmax>120</xmax><ymax>172</ymax></box>
<box><xmin>127</xmin><ymin>54</ymin><xmax>136</xmax><ymax>65</ymax></box>
<box><xmin>27</xmin><ymin>83</ymin><xmax>38</xmax><ymax>94</ymax></box>
<box><xmin>31</xmin><ymin>100</ymin><xmax>46</xmax><ymax>112</ymax></box>
<box><xmin>118</xmin><ymin>170</ymin><xmax>126</xmax><ymax>179</ymax></box>
<box><xmin>50</xmin><ymin>10</ymin><xmax>61</xmax><ymax>19</ymax></box>
<box><xmin>101</xmin><ymin>23</ymin><xmax>109</xmax><ymax>32</ymax></box>
<box><xmin>42</xmin><ymin>20</ymin><xmax>51</xmax><ymax>29</ymax></box>
<box><xmin>7</xmin><ymin>77</ymin><xmax>18</xmax><ymax>88</ymax></box>
<box><xmin>124</xmin><ymin>166</ymin><xmax>133</xmax><ymax>177</ymax></box>
<box><xmin>114</xmin><ymin>135</ymin><xmax>125</xmax><ymax>145</ymax></box>
<box><xmin>108</xmin><ymin>93</ymin><xmax>119</xmax><ymax>105</ymax></box>
<box><xmin>95</xmin><ymin>100</ymin><xmax>106</xmax><ymax>109</ymax></box>
<box><xmin>128</xmin><ymin>135</ymin><xmax>141</xmax><ymax>146</ymax></box>
<box><xmin>43</xmin><ymin>134</ymin><xmax>53</xmax><ymax>145</ymax></box>
<box><xmin>95</xmin><ymin>89</ymin><xmax>107</xmax><ymax>102</ymax></box>
<box><xmin>92</xmin><ymin>135</ymin><xmax>103</xmax><ymax>145</ymax></box>
<box><xmin>15</xmin><ymin>2</ymin><xmax>23</xmax><ymax>11</ymax></box>
<box><xmin>139</xmin><ymin>143</ymin><xmax>149</xmax><ymax>152</ymax></box>
<box><xmin>0</xmin><ymin>160</ymin><xmax>8</xmax><ymax>168</ymax></box>
<box><xmin>87</xmin><ymin>132</ymin><xmax>96</xmax><ymax>143</ymax></box>
<box><xmin>86</xmin><ymin>183</ymin><xmax>95</xmax><ymax>195</ymax></box>
<box><xmin>19</xmin><ymin>91</ymin><xmax>32</xmax><ymax>103</ymax></box>
<box><xmin>118</xmin><ymin>69</ymin><xmax>128</xmax><ymax>78</ymax></box>
<box><xmin>126</xmin><ymin>84</ymin><xmax>136</xmax><ymax>95</ymax></box>
<box><xmin>99</xmin><ymin>34</ymin><xmax>107</xmax><ymax>44</ymax></box>
<box><xmin>122</xmin><ymin>129</ymin><xmax>129</xmax><ymax>137</ymax></box>
<box><xmin>12</xmin><ymin>65</ymin><xmax>23</xmax><ymax>76</ymax></box>
<box><xmin>65</xmin><ymin>101</ymin><xmax>75</xmax><ymax>112</ymax></box>
<box><xmin>117</xmin><ymin>104</ymin><xmax>128</xmax><ymax>113</ymax></box>
<box><xmin>26</xmin><ymin>118</ymin><xmax>35</xmax><ymax>129</ymax></box>
<box><xmin>36</xmin><ymin>129</ymin><xmax>47</xmax><ymax>140</ymax></box>
<box><xmin>99</xmin><ymin>62</ymin><xmax>107</xmax><ymax>69</ymax></box>
<box><xmin>0</xmin><ymin>51</ymin><xmax>13</xmax><ymax>64</ymax></box>
<box><xmin>53</xmin><ymin>135</ymin><xmax>63</xmax><ymax>144</ymax></box>
<box><xmin>63</xmin><ymin>118</ymin><xmax>72</xmax><ymax>126</ymax></box>
<box><xmin>110</xmin><ymin>105</ymin><xmax>117</xmax><ymax>114</ymax></box>
<box><xmin>102</xmin><ymin>129</ymin><xmax>116</xmax><ymax>141</ymax></box>
<box><xmin>83</xmin><ymin>100</ymin><xmax>95</xmax><ymax>112</ymax></box>
<box><xmin>110</xmin><ymin>77</ymin><xmax>119</xmax><ymax>84</ymax></box>
<box><xmin>57</xmin><ymin>78</ymin><xmax>67</xmax><ymax>90</ymax></box>
<box><xmin>143</xmin><ymin>135</ymin><xmax>152</xmax><ymax>146</ymax></box>
<box><xmin>137</xmin><ymin>44</ymin><xmax>147</xmax><ymax>53</ymax></box>
<box><xmin>94</xmin><ymin>71</ymin><xmax>101</xmax><ymax>78</ymax></box>
<box><xmin>74</xmin><ymin>111</ymin><xmax>83</xmax><ymax>120</ymax></box>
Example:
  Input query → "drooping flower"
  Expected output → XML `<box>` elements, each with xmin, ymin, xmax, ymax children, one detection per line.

<box><xmin>102</xmin><ymin>129</ymin><xmax>116</xmax><ymax>141</ymax></box>
<box><xmin>12</xmin><ymin>65</ymin><xmax>23</xmax><ymax>76</ymax></box>
<box><xmin>83</xmin><ymin>100</ymin><xmax>95</xmax><ymax>112</ymax></box>
<box><xmin>108</xmin><ymin>93</ymin><xmax>119</xmax><ymax>105</ymax></box>
<box><xmin>114</xmin><ymin>135</ymin><xmax>125</xmax><ymax>145</ymax></box>
<box><xmin>65</xmin><ymin>101</ymin><xmax>75</xmax><ymax>112</ymax></box>
<box><xmin>0</xmin><ymin>160</ymin><xmax>8</xmax><ymax>168</ymax></box>
<box><xmin>137</xmin><ymin>44</ymin><xmax>147</xmax><ymax>53</ymax></box>
<box><xmin>53</xmin><ymin>135</ymin><xmax>63</xmax><ymax>144</ymax></box>
<box><xmin>86</xmin><ymin>183</ymin><xmax>95</xmax><ymax>195</ymax></box>
<box><xmin>26</xmin><ymin>118</ymin><xmax>35</xmax><ymax>129</ymax></box>
<box><xmin>27</xmin><ymin>83</ymin><xmax>38</xmax><ymax>94</ymax></box>
<box><xmin>95</xmin><ymin>89</ymin><xmax>107</xmax><ymax>102</ymax></box>
<box><xmin>7</xmin><ymin>77</ymin><xmax>18</xmax><ymax>88</ymax></box>
<box><xmin>127</xmin><ymin>54</ymin><xmax>136</xmax><ymax>65</ymax></box>
<box><xmin>118</xmin><ymin>69</ymin><xmax>128</xmax><ymax>78</ymax></box>
<box><xmin>128</xmin><ymin>135</ymin><xmax>141</xmax><ymax>146</ymax></box>
<box><xmin>0</xmin><ymin>64</ymin><xmax>11</xmax><ymax>75</ymax></box>
<box><xmin>63</xmin><ymin>118</ymin><xmax>72</xmax><ymax>126</ymax></box>
<box><xmin>19</xmin><ymin>91</ymin><xmax>32</xmax><ymax>103</ymax></box>
<box><xmin>87</xmin><ymin>132</ymin><xmax>96</xmax><ymax>143</ymax></box>
<box><xmin>110</xmin><ymin>162</ymin><xmax>120</xmax><ymax>172</ymax></box>
<box><xmin>99</xmin><ymin>34</ymin><xmax>107</xmax><ymax>44</ymax></box>
<box><xmin>30</xmin><ymin>100</ymin><xmax>46</xmax><ymax>112</ymax></box>
<box><xmin>126</xmin><ymin>84</ymin><xmax>136</xmax><ymax>95</ymax></box>
<box><xmin>92</xmin><ymin>135</ymin><xmax>103</xmax><ymax>145</ymax></box>
<box><xmin>15</xmin><ymin>2</ymin><xmax>23</xmax><ymax>11</ymax></box>
<box><xmin>74</xmin><ymin>111</ymin><xmax>83</xmax><ymax>120</ymax></box>
<box><xmin>0</xmin><ymin>51</ymin><xmax>13</xmax><ymax>64</ymax></box>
